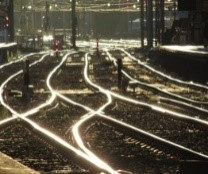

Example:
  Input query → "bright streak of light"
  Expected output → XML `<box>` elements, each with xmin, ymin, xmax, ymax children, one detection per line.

<box><xmin>72</xmin><ymin>112</ymin><xmax>119</xmax><ymax>174</ymax></box>
<box><xmin>0</xmin><ymin>50</ymin><xmax>118</xmax><ymax>173</ymax></box>
<box><xmin>55</xmin><ymin>91</ymin><xmax>93</xmax><ymax>112</ymax></box>
<box><xmin>1</xmin><ymin>46</ymin><xmax>207</xmax><ymax>172</ymax></box>
<box><xmin>0</xmin><ymin>55</ymin><xmax>24</xmax><ymax>69</ymax></box>
<box><xmin>18</xmin><ymin>115</ymin><xmax>109</xmax><ymax>172</ymax></box>
<box><xmin>0</xmin><ymin>52</ymin><xmax>47</xmax><ymax>125</ymax></box>
<box><xmin>59</xmin><ymin>47</ymin><xmax>208</xmax><ymax>163</ymax></box>
<box><xmin>49</xmin><ymin>52</ymin><xmax>118</xmax><ymax>173</ymax></box>
<box><xmin>77</xmin><ymin>39</ymin><xmax>145</xmax><ymax>49</ymax></box>
<box><xmin>55</xmin><ymin>99</ymin><xmax>119</xmax><ymax>172</ymax></box>
<box><xmin>98</xmin><ymin>112</ymin><xmax>208</xmax><ymax>160</ymax></box>
<box><xmin>0</xmin><ymin>52</ymin><xmax>44</xmax><ymax>71</ymax></box>
<box><xmin>104</xmin><ymin>48</ymin><xmax>208</xmax><ymax>126</ymax></box>
<box><xmin>0</xmin><ymin>52</ymin><xmax>71</xmax><ymax>118</ymax></box>
<box><xmin>83</xmin><ymin>53</ymin><xmax>112</xmax><ymax>108</ymax></box>
<box><xmin>0</xmin><ymin>54</ymin><xmax>50</xmax><ymax>118</ymax></box>
<box><xmin>88</xmin><ymin>47</ymin><xmax>208</xmax><ymax>130</ymax></box>
<box><xmin>32</xmin><ymin>51</ymin><xmax>119</xmax><ymax>173</ymax></box>
<box><xmin>81</xmin><ymin>44</ymin><xmax>208</xmax><ymax>129</ymax></box>
<box><xmin>43</xmin><ymin>34</ymin><xmax>54</xmax><ymax>42</ymax></box>
<box><xmin>40</xmin><ymin>52</ymin><xmax>119</xmax><ymax>173</ymax></box>
<box><xmin>0</xmin><ymin>117</ymin><xmax>16</xmax><ymax>125</ymax></box>
<box><xmin>161</xmin><ymin>45</ymin><xmax>208</xmax><ymax>55</ymax></box>
<box><xmin>71</xmin><ymin>53</ymin><xmax>118</xmax><ymax>174</ymax></box>
<box><xmin>118</xmin><ymin>48</ymin><xmax>208</xmax><ymax>104</ymax></box>
<box><xmin>73</xmin><ymin>50</ymin><xmax>208</xmax><ymax>167</ymax></box>
<box><xmin>120</xmin><ymin>48</ymin><xmax>208</xmax><ymax>91</ymax></box>
<box><xmin>78</xmin><ymin>40</ymin><xmax>208</xmax><ymax>91</ymax></box>
<box><xmin>107</xmin><ymin>49</ymin><xmax>206</xmax><ymax>105</ymax></box>
<box><xmin>106</xmin><ymin>47</ymin><xmax>208</xmax><ymax>116</ymax></box>
<box><xmin>159</xmin><ymin>97</ymin><xmax>208</xmax><ymax>114</ymax></box>
<box><xmin>49</xmin><ymin>50</ymin><xmax>208</xmax><ymax>172</ymax></box>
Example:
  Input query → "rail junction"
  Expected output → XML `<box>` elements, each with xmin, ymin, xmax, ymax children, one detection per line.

<box><xmin>1</xmin><ymin>0</ymin><xmax>208</xmax><ymax>173</ymax></box>
<box><xmin>0</xmin><ymin>39</ymin><xmax>207</xmax><ymax>174</ymax></box>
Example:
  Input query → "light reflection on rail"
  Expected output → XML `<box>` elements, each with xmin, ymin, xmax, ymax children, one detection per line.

<box><xmin>0</xmin><ymin>43</ymin><xmax>208</xmax><ymax>174</ymax></box>
<box><xmin>0</xmin><ymin>51</ymin><xmax>119</xmax><ymax>174</ymax></box>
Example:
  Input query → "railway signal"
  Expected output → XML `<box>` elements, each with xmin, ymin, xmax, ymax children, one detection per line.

<box><xmin>96</xmin><ymin>37</ymin><xmax>99</xmax><ymax>58</ymax></box>
<box><xmin>45</xmin><ymin>0</ymin><xmax>50</xmax><ymax>32</ymax></box>
<box><xmin>5</xmin><ymin>16</ymin><xmax>9</xmax><ymax>29</ymax></box>
<box><xmin>71</xmin><ymin>0</ymin><xmax>77</xmax><ymax>49</ymax></box>
<box><xmin>54</xmin><ymin>40</ymin><xmax>60</xmax><ymax>58</ymax></box>
<box><xmin>23</xmin><ymin>59</ymin><xmax>30</xmax><ymax>100</ymax></box>
<box><xmin>117</xmin><ymin>58</ymin><xmax>123</xmax><ymax>90</ymax></box>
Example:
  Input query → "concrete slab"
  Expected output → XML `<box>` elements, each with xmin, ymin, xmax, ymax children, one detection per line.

<box><xmin>0</xmin><ymin>152</ymin><xmax>39</xmax><ymax>174</ymax></box>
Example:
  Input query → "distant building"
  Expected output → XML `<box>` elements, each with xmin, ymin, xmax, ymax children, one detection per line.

<box><xmin>0</xmin><ymin>0</ymin><xmax>16</xmax><ymax>63</ymax></box>
<box><xmin>0</xmin><ymin>0</ymin><xmax>14</xmax><ymax>42</ymax></box>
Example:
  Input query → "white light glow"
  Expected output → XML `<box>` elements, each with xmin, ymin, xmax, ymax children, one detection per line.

<box><xmin>43</xmin><ymin>35</ymin><xmax>54</xmax><ymax>42</ymax></box>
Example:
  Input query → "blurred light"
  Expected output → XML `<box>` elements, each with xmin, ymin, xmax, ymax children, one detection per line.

<box><xmin>5</xmin><ymin>16</ymin><xmax>9</xmax><ymax>29</ymax></box>
<box><xmin>43</xmin><ymin>35</ymin><xmax>53</xmax><ymax>42</ymax></box>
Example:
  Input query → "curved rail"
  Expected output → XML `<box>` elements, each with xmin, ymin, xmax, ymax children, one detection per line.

<box><xmin>0</xmin><ymin>51</ymin><xmax>117</xmax><ymax>174</ymax></box>
<box><xmin>120</xmin><ymin>48</ymin><xmax>208</xmax><ymax>91</ymax></box>
<box><xmin>67</xmin><ymin>53</ymin><xmax>208</xmax><ymax>166</ymax></box>
<box><xmin>105</xmin><ymin>49</ymin><xmax>208</xmax><ymax>106</ymax></box>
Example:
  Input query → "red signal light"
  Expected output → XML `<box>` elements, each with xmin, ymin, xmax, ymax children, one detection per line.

<box><xmin>54</xmin><ymin>41</ymin><xmax>60</xmax><ymax>52</ymax></box>
<box><xmin>5</xmin><ymin>16</ymin><xmax>9</xmax><ymax>29</ymax></box>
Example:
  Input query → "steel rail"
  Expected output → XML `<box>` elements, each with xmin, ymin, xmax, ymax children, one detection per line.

<box><xmin>106</xmin><ymin>49</ymin><xmax>208</xmax><ymax>105</ymax></box>
<box><xmin>72</xmin><ymin>53</ymin><xmax>208</xmax><ymax>164</ymax></box>
<box><xmin>105</xmin><ymin>49</ymin><xmax>208</xmax><ymax>118</ymax></box>
<box><xmin>120</xmin><ymin>48</ymin><xmax>208</xmax><ymax>91</ymax></box>
<box><xmin>0</xmin><ymin>51</ymin><xmax>116</xmax><ymax>174</ymax></box>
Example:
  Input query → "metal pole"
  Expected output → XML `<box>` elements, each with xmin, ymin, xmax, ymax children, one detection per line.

<box><xmin>20</xmin><ymin>0</ymin><xmax>22</xmax><ymax>32</ymax></box>
<box><xmin>159</xmin><ymin>0</ymin><xmax>165</xmax><ymax>45</ymax></box>
<box><xmin>155</xmin><ymin>0</ymin><xmax>159</xmax><ymax>46</ymax></box>
<box><xmin>45</xmin><ymin>0</ymin><xmax>50</xmax><ymax>32</ymax></box>
<box><xmin>140</xmin><ymin>0</ymin><xmax>145</xmax><ymax>49</ymax></box>
<box><xmin>117</xmin><ymin>58</ymin><xmax>123</xmax><ymax>90</ymax></box>
<box><xmin>173</xmin><ymin>0</ymin><xmax>176</xmax><ymax>21</ymax></box>
<box><xmin>83</xmin><ymin>0</ymin><xmax>86</xmax><ymax>38</ymax></box>
<box><xmin>71</xmin><ymin>0</ymin><xmax>77</xmax><ymax>48</ymax></box>
<box><xmin>7</xmin><ymin>0</ymin><xmax>14</xmax><ymax>42</ymax></box>
<box><xmin>147</xmin><ymin>0</ymin><xmax>153</xmax><ymax>48</ymax></box>
<box><xmin>31</xmin><ymin>0</ymin><xmax>34</xmax><ymax>33</ymax></box>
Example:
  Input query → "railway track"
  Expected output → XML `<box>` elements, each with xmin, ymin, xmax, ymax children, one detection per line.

<box><xmin>51</xmin><ymin>52</ymin><xmax>108</xmax><ymax>109</ymax></box>
<box><xmin>108</xmin><ymin>49</ymin><xmax>208</xmax><ymax>107</ymax></box>
<box><xmin>0</xmin><ymin>53</ymin><xmax>46</xmax><ymax>121</ymax></box>
<box><xmin>105</xmin><ymin>99</ymin><xmax>208</xmax><ymax>155</ymax></box>
<box><xmin>3</xmin><ymin>53</ymin><xmax>58</xmax><ymax>112</ymax></box>
<box><xmin>86</xmin><ymin>50</ymin><xmax>207</xmax><ymax>151</ymax></box>
<box><xmin>83</xmin><ymin>120</ymin><xmax>182</xmax><ymax>174</ymax></box>
<box><xmin>91</xmin><ymin>49</ymin><xmax>208</xmax><ymax>119</ymax></box>
<box><xmin>0</xmin><ymin>51</ymin><xmax>116</xmax><ymax>174</ymax></box>
<box><xmin>0</xmin><ymin>47</ymin><xmax>208</xmax><ymax>174</ymax></box>
<box><xmin>87</xmin><ymin>50</ymin><xmax>208</xmax><ymax>156</ymax></box>
<box><xmin>0</xmin><ymin>123</ymin><xmax>87</xmax><ymax>174</ymax></box>
<box><xmin>77</xmin><ymin>51</ymin><xmax>208</xmax><ymax>173</ymax></box>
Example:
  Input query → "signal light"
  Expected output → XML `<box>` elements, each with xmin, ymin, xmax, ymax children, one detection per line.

<box><xmin>54</xmin><ymin>41</ymin><xmax>59</xmax><ymax>52</ymax></box>
<box><xmin>5</xmin><ymin>16</ymin><xmax>9</xmax><ymax>29</ymax></box>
